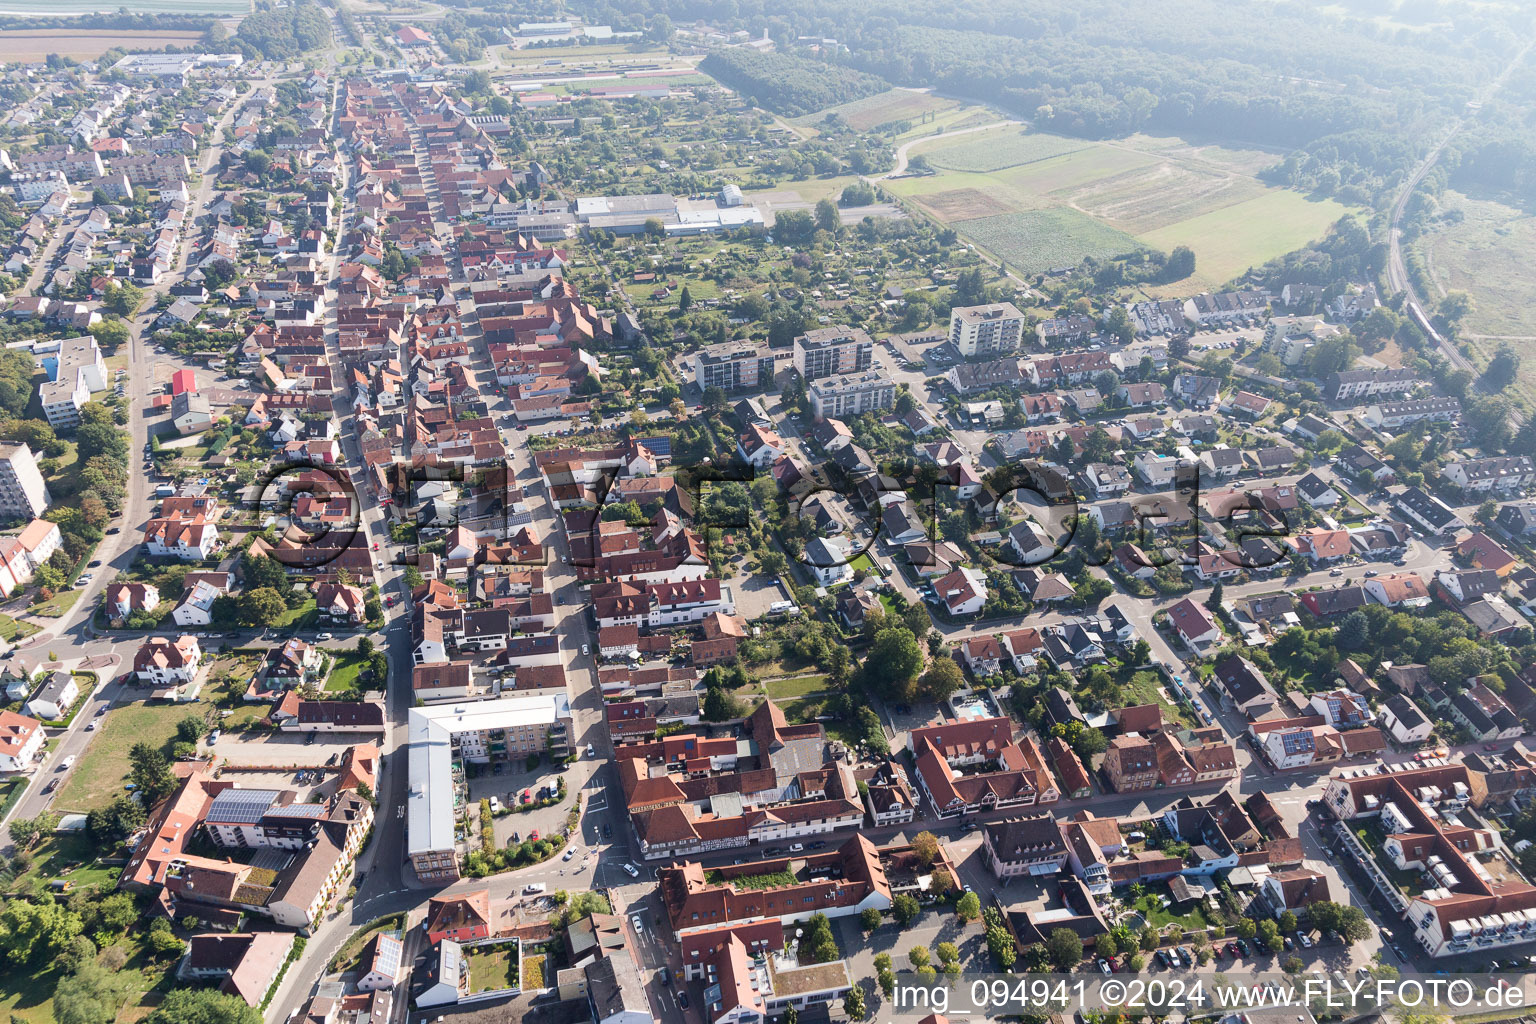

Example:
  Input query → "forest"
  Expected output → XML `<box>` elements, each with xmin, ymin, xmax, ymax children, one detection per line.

<box><xmin>234</xmin><ymin>0</ymin><xmax>332</xmax><ymax>60</ymax></box>
<box><xmin>699</xmin><ymin>48</ymin><xmax>889</xmax><ymax>117</ymax></box>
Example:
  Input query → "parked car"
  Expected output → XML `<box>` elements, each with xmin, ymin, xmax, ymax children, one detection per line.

<box><xmin>677</xmin><ymin>992</ymin><xmax>689</xmax><ymax>1009</ymax></box>
<box><xmin>623</xmin><ymin>863</ymin><xmax>639</xmax><ymax>878</ymax></box>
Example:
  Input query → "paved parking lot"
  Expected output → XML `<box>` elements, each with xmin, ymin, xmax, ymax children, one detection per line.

<box><xmin>465</xmin><ymin>763</ymin><xmax>576</xmax><ymax>844</ymax></box>
<box><xmin>215</xmin><ymin>767</ymin><xmax>332</xmax><ymax>802</ymax></box>
<box><xmin>731</xmin><ymin>570</ymin><xmax>794</xmax><ymax>620</ymax></box>
<box><xmin>201</xmin><ymin>730</ymin><xmax>363</xmax><ymax>768</ymax></box>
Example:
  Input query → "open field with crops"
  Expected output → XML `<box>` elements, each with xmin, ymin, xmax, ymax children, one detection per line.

<box><xmin>0</xmin><ymin>27</ymin><xmax>205</xmax><ymax>57</ymax></box>
<box><xmin>0</xmin><ymin>0</ymin><xmax>245</xmax><ymax>13</ymax></box>
<box><xmin>886</xmin><ymin>125</ymin><xmax>1357</xmax><ymax>288</ymax></box>
<box><xmin>955</xmin><ymin>208</ymin><xmax>1144</xmax><ymax>275</ymax></box>
<box><xmin>795</xmin><ymin>87</ymin><xmax>958</xmax><ymax>132</ymax></box>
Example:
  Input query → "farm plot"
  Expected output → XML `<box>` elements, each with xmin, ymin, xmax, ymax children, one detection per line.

<box><xmin>0</xmin><ymin>28</ymin><xmax>205</xmax><ymax>59</ymax></box>
<box><xmin>954</xmin><ymin>208</ymin><xmax>1144</xmax><ymax>274</ymax></box>
<box><xmin>800</xmin><ymin>88</ymin><xmax>958</xmax><ymax>132</ymax></box>
<box><xmin>923</xmin><ymin>128</ymin><xmax>1090</xmax><ymax>172</ymax></box>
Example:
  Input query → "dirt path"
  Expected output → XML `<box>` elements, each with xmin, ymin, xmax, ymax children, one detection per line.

<box><xmin>874</xmin><ymin>118</ymin><xmax>1020</xmax><ymax>178</ymax></box>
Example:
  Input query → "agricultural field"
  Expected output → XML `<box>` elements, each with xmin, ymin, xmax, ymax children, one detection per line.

<box><xmin>795</xmin><ymin>87</ymin><xmax>957</xmax><ymax>132</ymax></box>
<box><xmin>924</xmin><ymin>130</ymin><xmax>1090</xmax><ymax>173</ymax></box>
<box><xmin>887</xmin><ymin>125</ymin><xmax>1357</xmax><ymax>287</ymax></box>
<box><xmin>955</xmin><ymin>209</ymin><xmax>1143</xmax><ymax>275</ymax></box>
<box><xmin>0</xmin><ymin>0</ymin><xmax>245</xmax><ymax>12</ymax></box>
<box><xmin>0</xmin><ymin>27</ymin><xmax>205</xmax><ymax>59</ymax></box>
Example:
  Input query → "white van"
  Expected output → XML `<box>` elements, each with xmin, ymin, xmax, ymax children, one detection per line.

<box><xmin>523</xmin><ymin>882</ymin><xmax>546</xmax><ymax>894</ymax></box>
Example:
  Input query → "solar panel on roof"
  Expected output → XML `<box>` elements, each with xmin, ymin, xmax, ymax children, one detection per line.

<box><xmin>206</xmin><ymin>789</ymin><xmax>280</xmax><ymax>824</ymax></box>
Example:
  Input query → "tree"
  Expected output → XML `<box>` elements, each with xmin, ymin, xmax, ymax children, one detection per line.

<box><xmin>8</xmin><ymin>811</ymin><xmax>59</xmax><ymax>849</ymax></box>
<box><xmin>1139</xmin><ymin>927</ymin><xmax>1158</xmax><ymax>952</ymax></box>
<box><xmin>176</xmin><ymin>715</ymin><xmax>204</xmax><ymax>743</ymax></box>
<box><xmin>908</xmin><ymin>947</ymin><xmax>930</xmax><ymax>969</ymax></box>
<box><xmin>916</xmin><ymin>656</ymin><xmax>963</xmax><ymax>702</ymax></box>
<box><xmin>891</xmin><ymin>893</ymin><xmax>921</xmax><ymax>926</ymax></box>
<box><xmin>1046</xmin><ymin>927</ymin><xmax>1084</xmax><ymax>970</ymax></box>
<box><xmin>238</xmin><ymin>587</ymin><xmax>286</xmax><ymax>626</ymax></box>
<box><xmin>86</xmin><ymin>796</ymin><xmax>144</xmax><ymax>845</ymax></box>
<box><xmin>911</xmin><ymin>830</ymin><xmax>939</xmax><ymax>868</ymax></box>
<box><xmin>1235</xmin><ymin>917</ymin><xmax>1257</xmax><ymax>940</ymax></box>
<box><xmin>1335</xmin><ymin>609</ymin><xmax>1370</xmax><ymax>651</ymax></box>
<box><xmin>859</xmin><ymin>907</ymin><xmax>881</xmax><ymax>932</ymax></box>
<box><xmin>1309</xmin><ymin>901</ymin><xmax>1371</xmax><ymax>944</ymax></box>
<box><xmin>930</xmin><ymin>866</ymin><xmax>956</xmax><ymax>897</ymax></box>
<box><xmin>1097</xmin><ymin>932</ymin><xmax>1119</xmax><ymax>959</ymax></box>
<box><xmin>843</xmin><ymin>984</ymin><xmax>866</xmax><ymax>1022</ymax></box>
<box><xmin>129</xmin><ymin>742</ymin><xmax>176</xmax><ymax>804</ymax></box>
<box><xmin>814</xmin><ymin>198</ymin><xmax>840</xmax><ymax>234</ymax></box>
<box><xmin>1279</xmin><ymin>910</ymin><xmax>1298</xmax><ymax>934</ymax></box>
<box><xmin>0</xmin><ymin>898</ymin><xmax>82</xmax><ymax>964</ymax></box>
<box><xmin>863</xmin><ymin>627</ymin><xmax>922</xmax><ymax>698</ymax></box>
<box><xmin>801</xmin><ymin>913</ymin><xmax>839</xmax><ymax>963</ymax></box>
<box><xmin>357</xmin><ymin>637</ymin><xmax>375</xmax><ymax>659</ymax></box>
<box><xmin>1482</xmin><ymin>345</ymin><xmax>1520</xmax><ymax>392</ymax></box>
<box><xmin>677</xmin><ymin>285</ymin><xmax>693</xmax><ymax>312</ymax></box>
<box><xmin>54</xmin><ymin>960</ymin><xmax>139</xmax><ymax>1024</ymax></box>
<box><xmin>1206</xmin><ymin>581</ymin><xmax>1224</xmax><ymax>611</ymax></box>
<box><xmin>146</xmin><ymin>917</ymin><xmax>184</xmax><ymax>957</ymax></box>
<box><xmin>144</xmin><ymin>987</ymin><xmax>262</xmax><ymax>1024</ymax></box>
<box><xmin>1164</xmin><ymin>245</ymin><xmax>1196</xmax><ymax>281</ymax></box>
<box><xmin>102</xmin><ymin>283</ymin><xmax>144</xmax><ymax>316</ymax></box>
<box><xmin>956</xmin><ymin>890</ymin><xmax>981</xmax><ymax>924</ymax></box>
<box><xmin>987</xmin><ymin>923</ymin><xmax>1017</xmax><ymax>969</ymax></box>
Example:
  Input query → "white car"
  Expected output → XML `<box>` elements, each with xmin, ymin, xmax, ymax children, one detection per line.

<box><xmin>523</xmin><ymin>882</ymin><xmax>546</xmax><ymax>894</ymax></box>
<box><xmin>632</xmin><ymin>915</ymin><xmax>644</xmax><ymax>933</ymax></box>
<box><xmin>580</xmin><ymin>644</ymin><xmax>589</xmax><ymax>657</ymax></box>
<box><xmin>60</xmin><ymin>755</ymin><xmax>76</xmax><ymax>770</ymax></box>
<box><xmin>316</xmin><ymin>632</ymin><xmax>334</xmax><ymax>641</ymax></box>
<box><xmin>623</xmin><ymin>863</ymin><xmax>640</xmax><ymax>878</ymax></box>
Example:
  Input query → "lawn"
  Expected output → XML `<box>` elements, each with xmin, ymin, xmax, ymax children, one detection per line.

<box><xmin>274</xmin><ymin>598</ymin><xmax>316</xmax><ymax>630</ymax></box>
<box><xmin>28</xmin><ymin>589</ymin><xmax>81</xmax><ymax>617</ymax></box>
<box><xmin>5</xmin><ymin>832</ymin><xmax>121</xmax><ymax>893</ymax></box>
<box><xmin>0</xmin><ymin>613</ymin><xmax>37</xmax><ymax>641</ymax></box>
<box><xmin>324</xmin><ymin>650</ymin><xmax>367</xmax><ymax>693</ymax></box>
<box><xmin>849</xmin><ymin>552</ymin><xmax>877</xmax><ymax>574</ymax></box>
<box><xmin>764</xmin><ymin>675</ymin><xmax>829</xmax><ymax>700</ymax></box>
<box><xmin>52</xmin><ymin>699</ymin><xmax>188</xmax><ymax>813</ymax></box>
<box><xmin>466</xmin><ymin>946</ymin><xmax>518</xmax><ymax>993</ymax></box>
<box><xmin>1136</xmin><ymin>893</ymin><xmax>1210</xmax><ymax>932</ymax></box>
<box><xmin>0</xmin><ymin>959</ymin><xmax>57</xmax><ymax>1024</ymax></box>
<box><xmin>1116</xmin><ymin>669</ymin><xmax>1196</xmax><ymax>729</ymax></box>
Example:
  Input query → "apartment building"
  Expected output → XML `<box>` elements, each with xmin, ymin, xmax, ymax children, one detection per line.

<box><xmin>0</xmin><ymin>444</ymin><xmax>51</xmax><ymax>520</ymax></box>
<box><xmin>1325</xmin><ymin>367</ymin><xmax>1421</xmax><ymax>403</ymax></box>
<box><xmin>982</xmin><ymin>814</ymin><xmax>1069</xmax><ymax>879</ymax></box>
<box><xmin>1361</xmin><ymin>397</ymin><xmax>1460</xmax><ymax>431</ymax></box>
<box><xmin>38</xmin><ymin>335</ymin><xmax>107</xmax><ymax>429</ymax></box>
<box><xmin>792</xmin><ymin>326</ymin><xmax>874</xmax><ymax>380</ymax></box>
<box><xmin>407</xmin><ymin>694</ymin><xmax>574</xmax><ymax>881</ymax></box>
<box><xmin>694</xmin><ymin>343</ymin><xmax>776</xmax><ymax>392</ymax></box>
<box><xmin>1442</xmin><ymin>456</ymin><xmax>1536</xmax><ymax>496</ymax></box>
<box><xmin>949</xmin><ymin>302</ymin><xmax>1026</xmax><ymax>357</ymax></box>
<box><xmin>808</xmin><ymin>371</ymin><xmax>895</xmax><ymax>419</ymax></box>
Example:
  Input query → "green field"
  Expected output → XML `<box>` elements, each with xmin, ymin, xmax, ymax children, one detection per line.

<box><xmin>954</xmin><ymin>208</ymin><xmax>1144</xmax><ymax>274</ymax></box>
<box><xmin>52</xmin><ymin>700</ymin><xmax>188</xmax><ymax>813</ymax></box>
<box><xmin>890</xmin><ymin>127</ymin><xmax>1357</xmax><ymax>288</ymax></box>
<box><xmin>925</xmin><ymin>130</ymin><xmax>1090</xmax><ymax>173</ymax></box>
<box><xmin>764</xmin><ymin>675</ymin><xmax>829</xmax><ymax>700</ymax></box>
<box><xmin>0</xmin><ymin>0</ymin><xmax>247</xmax><ymax>11</ymax></box>
<box><xmin>795</xmin><ymin>88</ymin><xmax>958</xmax><ymax>132</ymax></box>
<box><xmin>1421</xmin><ymin>189</ymin><xmax>1536</xmax><ymax>400</ymax></box>
<box><xmin>1137</xmin><ymin>189</ymin><xmax>1355</xmax><ymax>291</ymax></box>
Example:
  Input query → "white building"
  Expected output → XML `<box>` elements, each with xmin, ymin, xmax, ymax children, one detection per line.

<box><xmin>808</xmin><ymin>371</ymin><xmax>895</xmax><ymax>419</ymax></box>
<box><xmin>949</xmin><ymin>302</ymin><xmax>1026</xmax><ymax>357</ymax></box>
<box><xmin>0</xmin><ymin>710</ymin><xmax>44</xmax><ymax>771</ymax></box>
<box><xmin>0</xmin><ymin>444</ymin><xmax>51</xmax><ymax>520</ymax></box>
<box><xmin>38</xmin><ymin>335</ymin><xmax>107</xmax><ymax>430</ymax></box>
<box><xmin>23</xmin><ymin>672</ymin><xmax>78</xmax><ymax>720</ymax></box>
<box><xmin>1379</xmin><ymin>694</ymin><xmax>1433</xmax><ymax>747</ymax></box>
<box><xmin>407</xmin><ymin>694</ymin><xmax>574</xmax><ymax>881</ymax></box>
